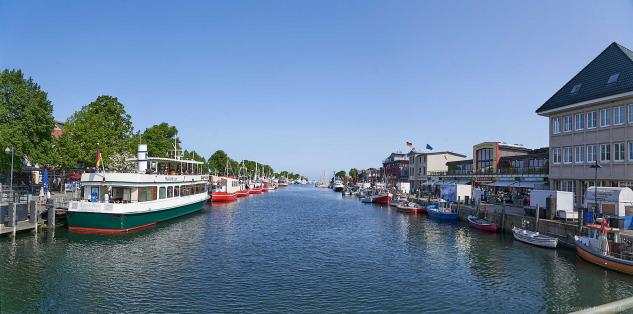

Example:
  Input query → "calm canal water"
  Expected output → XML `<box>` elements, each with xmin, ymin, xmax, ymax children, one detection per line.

<box><xmin>2</xmin><ymin>185</ymin><xmax>633</xmax><ymax>313</ymax></box>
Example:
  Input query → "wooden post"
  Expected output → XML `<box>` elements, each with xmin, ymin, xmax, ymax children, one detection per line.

<box><xmin>8</xmin><ymin>202</ymin><xmax>16</xmax><ymax>236</ymax></box>
<box><xmin>29</xmin><ymin>200</ymin><xmax>37</xmax><ymax>224</ymax></box>
<box><xmin>47</xmin><ymin>199</ymin><xmax>55</xmax><ymax>228</ymax></box>
<box><xmin>535</xmin><ymin>204</ymin><xmax>540</xmax><ymax>232</ymax></box>
<box><xmin>578</xmin><ymin>208</ymin><xmax>584</xmax><ymax>233</ymax></box>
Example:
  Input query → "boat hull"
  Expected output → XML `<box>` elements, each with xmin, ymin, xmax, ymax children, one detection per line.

<box><xmin>372</xmin><ymin>195</ymin><xmax>391</xmax><ymax>204</ymax></box>
<box><xmin>67</xmin><ymin>200</ymin><xmax>206</xmax><ymax>233</ymax></box>
<box><xmin>249</xmin><ymin>188</ymin><xmax>262</xmax><ymax>195</ymax></box>
<box><xmin>211</xmin><ymin>192</ymin><xmax>238</xmax><ymax>202</ymax></box>
<box><xmin>235</xmin><ymin>190</ymin><xmax>249</xmax><ymax>198</ymax></box>
<box><xmin>467</xmin><ymin>215</ymin><xmax>498</xmax><ymax>232</ymax></box>
<box><xmin>512</xmin><ymin>227</ymin><xmax>557</xmax><ymax>248</ymax></box>
<box><xmin>396</xmin><ymin>206</ymin><xmax>419</xmax><ymax>214</ymax></box>
<box><xmin>576</xmin><ymin>238</ymin><xmax>633</xmax><ymax>275</ymax></box>
<box><xmin>427</xmin><ymin>210</ymin><xmax>458</xmax><ymax>220</ymax></box>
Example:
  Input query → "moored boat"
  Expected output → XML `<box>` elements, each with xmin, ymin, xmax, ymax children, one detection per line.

<box><xmin>235</xmin><ymin>189</ymin><xmax>250</xmax><ymax>197</ymax></box>
<box><xmin>512</xmin><ymin>226</ymin><xmax>558</xmax><ymax>248</ymax></box>
<box><xmin>360</xmin><ymin>196</ymin><xmax>373</xmax><ymax>203</ymax></box>
<box><xmin>575</xmin><ymin>220</ymin><xmax>633</xmax><ymax>275</ymax></box>
<box><xmin>371</xmin><ymin>193</ymin><xmax>392</xmax><ymax>205</ymax></box>
<box><xmin>396</xmin><ymin>202</ymin><xmax>422</xmax><ymax>214</ymax></box>
<box><xmin>333</xmin><ymin>180</ymin><xmax>344</xmax><ymax>192</ymax></box>
<box><xmin>67</xmin><ymin>144</ymin><xmax>209</xmax><ymax>233</ymax></box>
<box><xmin>426</xmin><ymin>201</ymin><xmax>457</xmax><ymax>220</ymax></box>
<box><xmin>210</xmin><ymin>176</ymin><xmax>239</xmax><ymax>202</ymax></box>
<box><xmin>467</xmin><ymin>215</ymin><xmax>498</xmax><ymax>232</ymax></box>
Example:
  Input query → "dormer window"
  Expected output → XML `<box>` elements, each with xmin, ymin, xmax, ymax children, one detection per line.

<box><xmin>608</xmin><ymin>73</ymin><xmax>620</xmax><ymax>84</ymax></box>
<box><xmin>570</xmin><ymin>84</ymin><xmax>582</xmax><ymax>94</ymax></box>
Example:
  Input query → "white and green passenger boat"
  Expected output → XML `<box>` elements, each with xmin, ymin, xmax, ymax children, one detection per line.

<box><xmin>67</xmin><ymin>144</ymin><xmax>209</xmax><ymax>233</ymax></box>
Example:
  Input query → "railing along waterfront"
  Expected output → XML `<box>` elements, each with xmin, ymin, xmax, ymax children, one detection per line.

<box><xmin>428</xmin><ymin>167</ymin><xmax>548</xmax><ymax>177</ymax></box>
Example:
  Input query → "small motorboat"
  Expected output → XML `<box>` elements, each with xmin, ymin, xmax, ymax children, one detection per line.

<box><xmin>426</xmin><ymin>201</ymin><xmax>457</xmax><ymax>221</ymax></box>
<box><xmin>371</xmin><ymin>193</ymin><xmax>392</xmax><ymax>205</ymax></box>
<box><xmin>512</xmin><ymin>226</ymin><xmax>558</xmax><ymax>248</ymax></box>
<box><xmin>396</xmin><ymin>202</ymin><xmax>422</xmax><ymax>214</ymax></box>
<box><xmin>575</xmin><ymin>219</ymin><xmax>633</xmax><ymax>275</ymax></box>
<box><xmin>467</xmin><ymin>215</ymin><xmax>498</xmax><ymax>232</ymax></box>
<box><xmin>360</xmin><ymin>196</ymin><xmax>373</xmax><ymax>203</ymax></box>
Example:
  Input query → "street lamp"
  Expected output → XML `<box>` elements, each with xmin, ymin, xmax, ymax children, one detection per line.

<box><xmin>590</xmin><ymin>159</ymin><xmax>603</xmax><ymax>217</ymax></box>
<box><xmin>5</xmin><ymin>146</ymin><xmax>13</xmax><ymax>199</ymax></box>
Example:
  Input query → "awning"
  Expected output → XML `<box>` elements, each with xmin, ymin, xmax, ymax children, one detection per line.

<box><xmin>485</xmin><ymin>181</ymin><xmax>517</xmax><ymax>187</ymax></box>
<box><xmin>513</xmin><ymin>182</ymin><xmax>545</xmax><ymax>189</ymax></box>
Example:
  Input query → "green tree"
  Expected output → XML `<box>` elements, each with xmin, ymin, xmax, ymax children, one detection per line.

<box><xmin>208</xmin><ymin>150</ymin><xmax>233</xmax><ymax>175</ymax></box>
<box><xmin>142</xmin><ymin>122</ymin><xmax>180</xmax><ymax>158</ymax></box>
<box><xmin>335</xmin><ymin>170</ymin><xmax>346</xmax><ymax>179</ymax></box>
<box><xmin>349</xmin><ymin>168</ymin><xmax>359</xmax><ymax>180</ymax></box>
<box><xmin>0</xmin><ymin>69</ymin><xmax>55</xmax><ymax>171</ymax></box>
<box><xmin>58</xmin><ymin>95</ymin><xmax>134</xmax><ymax>167</ymax></box>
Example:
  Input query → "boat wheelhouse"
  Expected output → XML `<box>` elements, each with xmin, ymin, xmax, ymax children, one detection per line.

<box><xmin>210</xmin><ymin>175</ymin><xmax>239</xmax><ymax>202</ymax></box>
<box><xmin>67</xmin><ymin>144</ymin><xmax>209</xmax><ymax>233</ymax></box>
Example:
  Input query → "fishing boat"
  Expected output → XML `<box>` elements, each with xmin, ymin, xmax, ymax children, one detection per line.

<box><xmin>278</xmin><ymin>177</ymin><xmax>289</xmax><ymax>187</ymax></box>
<box><xmin>235</xmin><ymin>189</ymin><xmax>249</xmax><ymax>198</ymax></box>
<box><xmin>210</xmin><ymin>176</ymin><xmax>239</xmax><ymax>202</ymax></box>
<box><xmin>333</xmin><ymin>179</ymin><xmax>344</xmax><ymax>192</ymax></box>
<box><xmin>396</xmin><ymin>202</ymin><xmax>422</xmax><ymax>214</ymax></box>
<box><xmin>575</xmin><ymin>219</ymin><xmax>633</xmax><ymax>275</ymax></box>
<box><xmin>427</xmin><ymin>201</ymin><xmax>458</xmax><ymax>221</ymax></box>
<box><xmin>512</xmin><ymin>225</ymin><xmax>558</xmax><ymax>248</ymax></box>
<box><xmin>235</xmin><ymin>162</ymin><xmax>250</xmax><ymax>197</ymax></box>
<box><xmin>371</xmin><ymin>193</ymin><xmax>392</xmax><ymax>205</ymax></box>
<box><xmin>467</xmin><ymin>215</ymin><xmax>499</xmax><ymax>232</ymax></box>
<box><xmin>67</xmin><ymin>144</ymin><xmax>209</xmax><ymax>233</ymax></box>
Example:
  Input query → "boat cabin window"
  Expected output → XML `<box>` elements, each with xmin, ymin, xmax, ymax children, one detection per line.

<box><xmin>174</xmin><ymin>186</ymin><xmax>180</xmax><ymax>197</ymax></box>
<box><xmin>111</xmin><ymin>187</ymin><xmax>131</xmax><ymax>203</ymax></box>
<box><xmin>138</xmin><ymin>187</ymin><xmax>157</xmax><ymax>202</ymax></box>
<box><xmin>167</xmin><ymin>186</ymin><xmax>173</xmax><ymax>198</ymax></box>
<box><xmin>159</xmin><ymin>187</ymin><xmax>166</xmax><ymax>199</ymax></box>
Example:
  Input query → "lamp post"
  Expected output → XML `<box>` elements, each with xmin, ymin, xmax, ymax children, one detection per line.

<box><xmin>5</xmin><ymin>146</ymin><xmax>14</xmax><ymax>200</ymax></box>
<box><xmin>590</xmin><ymin>159</ymin><xmax>603</xmax><ymax>217</ymax></box>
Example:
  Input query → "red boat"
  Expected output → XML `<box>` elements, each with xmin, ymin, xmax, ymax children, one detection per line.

<box><xmin>371</xmin><ymin>193</ymin><xmax>392</xmax><ymax>205</ymax></box>
<box><xmin>211</xmin><ymin>191</ymin><xmax>237</xmax><ymax>202</ymax></box>
<box><xmin>235</xmin><ymin>190</ymin><xmax>250</xmax><ymax>197</ymax></box>
<box><xmin>396</xmin><ymin>202</ymin><xmax>421</xmax><ymax>214</ymax></box>
<box><xmin>249</xmin><ymin>188</ymin><xmax>262</xmax><ymax>195</ymax></box>
<box><xmin>262</xmin><ymin>187</ymin><xmax>269</xmax><ymax>193</ymax></box>
<box><xmin>467</xmin><ymin>215</ymin><xmax>498</xmax><ymax>232</ymax></box>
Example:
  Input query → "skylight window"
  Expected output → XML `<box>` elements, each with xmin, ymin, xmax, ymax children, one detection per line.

<box><xmin>570</xmin><ymin>84</ymin><xmax>582</xmax><ymax>94</ymax></box>
<box><xmin>608</xmin><ymin>73</ymin><xmax>620</xmax><ymax>84</ymax></box>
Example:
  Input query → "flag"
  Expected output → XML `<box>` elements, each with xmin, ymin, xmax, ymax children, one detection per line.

<box><xmin>426</xmin><ymin>144</ymin><xmax>433</xmax><ymax>150</ymax></box>
<box><xmin>96</xmin><ymin>144</ymin><xmax>103</xmax><ymax>168</ymax></box>
<box><xmin>43</xmin><ymin>169</ymin><xmax>49</xmax><ymax>193</ymax></box>
<box><xmin>406</xmin><ymin>141</ymin><xmax>413</xmax><ymax>148</ymax></box>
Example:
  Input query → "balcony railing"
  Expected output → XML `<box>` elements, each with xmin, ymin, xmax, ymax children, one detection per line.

<box><xmin>428</xmin><ymin>167</ymin><xmax>548</xmax><ymax>177</ymax></box>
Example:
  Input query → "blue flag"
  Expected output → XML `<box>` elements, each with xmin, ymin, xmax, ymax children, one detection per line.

<box><xmin>426</xmin><ymin>144</ymin><xmax>433</xmax><ymax>150</ymax></box>
<box><xmin>43</xmin><ymin>169</ymin><xmax>49</xmax><ymax>193</ymax></box>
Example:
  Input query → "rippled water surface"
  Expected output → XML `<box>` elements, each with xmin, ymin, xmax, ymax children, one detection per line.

<box><xmin>2</xmin><ymin>186</ymin><xmax>633</xmax><ymax>313</ymax></box>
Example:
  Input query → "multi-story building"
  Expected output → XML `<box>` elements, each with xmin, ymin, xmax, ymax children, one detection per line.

<box><xmin>358</xmin><ymin>168</ymin><xmax>380</xmax><ymax>185</ymax></box>
<box><xmin>431</xmin><ymin>142</ymin><xmax>548</xmax><ymax>196</ymax></box>
<box><xmin>382</xmin><ymin>152</ymin><xmax>409</xmax><ymax>187</ymax></box>
<box><xmin>536</xmin><ymin>42</ymin><xmax>633</xmax><ymax>206</ymax></box>
<box><xmin>408</xmin><ymin>149</ymin><xmax>466</xmax><ymax>193</ymax></box>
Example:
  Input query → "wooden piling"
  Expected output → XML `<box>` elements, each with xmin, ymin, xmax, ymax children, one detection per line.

<box><xmin>535</xmin><ymin>204</ymin><xmax>540</xmax><ymax>232</ymax></box>
<box><xmin>578</xmin><ymin>208</ymin><xmax>584</xmax><ymax>233</ymax></box>
<box><xmin>8</xmin><ymin>202</ymin><xmax>16</xmax><ymax>236</ymax></box>
<box><xmin>47</xmin><ymin>200</ymin><xmax>55</xmax><ymax>228</ymax></box>
<box><xmin>501</xmin><ymin>201</ymin><xmax>506</xmax><ymax>232</ymax></box>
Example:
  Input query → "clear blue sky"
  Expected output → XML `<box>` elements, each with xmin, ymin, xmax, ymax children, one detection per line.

<box><xmin>2</xmin><ymin>1</ymin><xmax>633</xmax><ymax>178</ymax></box>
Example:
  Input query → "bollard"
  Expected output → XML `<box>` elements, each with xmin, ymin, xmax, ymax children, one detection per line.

<box><xmin>47</xmin><ymin>199</ymin><xmax>55</xmax><ymax>228</ymax></box>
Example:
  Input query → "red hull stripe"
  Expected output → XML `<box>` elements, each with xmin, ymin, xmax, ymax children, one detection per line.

<box><xmin>69</xmin><ymin>222</ymin><xmax>157</xmax><ymax>234</ymax></box>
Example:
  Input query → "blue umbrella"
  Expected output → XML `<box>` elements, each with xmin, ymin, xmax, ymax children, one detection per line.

<box><xmin>43</xmin><ymin>169</ymin><xmax>49</xmax><ymax>193</ymax></box>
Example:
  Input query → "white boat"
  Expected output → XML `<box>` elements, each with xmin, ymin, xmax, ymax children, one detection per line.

<box><xmin>512</xmin><ymin>226</ymin><xmax>558</xmax><ymax>248</ymax></box>
<box><xmin>67</xmin><ymin>144</ymin><xmax>209</xmax><ymax>233</ymax></box>
<box><xmin>333</xmin><ymin>180</ymin><xmax>344</xmax><ymax>192</ymax></box>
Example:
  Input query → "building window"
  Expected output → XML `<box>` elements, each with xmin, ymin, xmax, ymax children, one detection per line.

<box><xmin>587</xmin><ymin>111</ymin><xmax>597</xmax><ymax>129</ymax></box>
<box><xmin>476</xmin><ymin>148</ymin><xmax>494</xmax><ymax>171</ymax></box>
<box><xmin>600</xmin><ymin>108</ymin><xmax>611</xmax><ymax>127</ymax></box>
<box><xmin>553</xmin><ymin>148</ymin><xmax>561</xmax><ymax>164</ymax></box>
<box><xmin>629</xmin><ymin>104</ymin><xmax>633</xmax><ymax>123</ymax></box>
<box><xmin>570</xmin><ymin>83</ymin><xmax>582</xmax><ymax>94</ymax></box>
<box><xmin>600</xmin><ymin>144</ymin><xmax>611</xmax><ymax>162</ymax></box>
<box><xmin>629</xmin><ymin>142</ymin><xmax>633</xmax><ymax>161</ymax></box>
<box><xmin>563</xmin><ymin>116</ymin><xmax>572</xmax><ymax>132</ymax></box>
<box><xmin>608</xmin><ymin>73</ymin><xmax>620</xmax><ymax>84</ymax></box>
<box><xmin>587</xmin><ymin>145</ymin><xmax>596</xmax><ymax>162</ymax></box>
<box><xmin>575</xmin><ymin>113</ymin><xmax>584</xmax><ymax>130</ymax></box>
<box><xmin>563</xmin><ymin>147</ymin><xmax>572</xmax><ymax>164</ymax></box>
<box><xmin>614</xmin><ymin>142</ymin><xmax>625</xmax><ymax>161</ymax></box>
<box><xmin>552</xmin><ymin>117</ymin><xmax>561</xmax><ymax>134</ymax></box>
<box><xmin>575</xmin><ymin>146</ymin><xmax>584</xmax><ymax>163</ymax></box>
<box><xmin>614</xmin><ymin>106</ymin><xmax>625</xmax><ymax>125</ymax></box>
